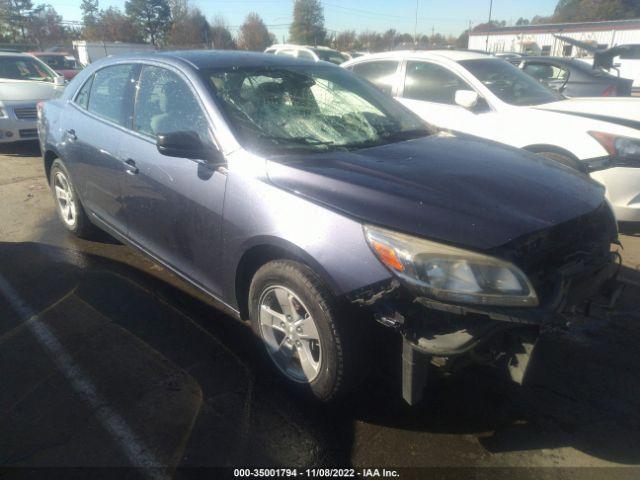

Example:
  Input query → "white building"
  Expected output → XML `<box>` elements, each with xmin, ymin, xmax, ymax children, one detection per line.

<box><xmin>468</xmin><ymin>18</ymin><xmax>640</xmax><ymax>57</ymax></box>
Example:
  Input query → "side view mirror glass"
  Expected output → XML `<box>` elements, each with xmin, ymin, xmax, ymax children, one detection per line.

<box><xmin>156</xmin><ymin>131</ymin><xmax>222</xmax><ymax>163</ymax></box>
<box><xmin>454</xmin><ymin>90</ymin><xmax>479</xmax><ymax>109</ymax></box>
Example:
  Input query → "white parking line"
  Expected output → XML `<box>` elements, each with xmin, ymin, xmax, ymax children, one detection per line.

<box><xmin>0</xmin><ymin>273</ymin><xmax>170</xmax><ymax>479</ymax></box>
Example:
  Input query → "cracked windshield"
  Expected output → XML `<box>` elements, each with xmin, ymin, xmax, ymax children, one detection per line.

<box><xmin>206</xmin><ymin>66</ymin><xmax>429</xmax><ymax>154</ymax></box>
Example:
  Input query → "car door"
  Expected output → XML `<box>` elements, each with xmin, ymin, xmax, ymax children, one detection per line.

<box><xmin>395</xmin><ymin>60</ymin><xmax>484</xmax><ymax>133</ymax></box>
<box><xmin>120</xmin><ymin>64</ymin><xmax>228</xmax><ymax>296</ymax></box>
<box><xmin>63</xmin><ymin>63</ymin><xmax>138</xmax><ymax>234</ymax></box>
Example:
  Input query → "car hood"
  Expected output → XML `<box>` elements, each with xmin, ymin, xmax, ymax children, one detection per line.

<box><xmin>536</xmin><ymin>97</ymin><xmax>640</xmax><ymax>128</ymax></box>
<box><xmin>0</xmin><ymin>79</ymin><xmax>64</xmax><ymax>101</ymax></box>
<box><xmin>265</xmin><ymin>134</ymin><xmax>605</xmax><ymax>251</ymax></box>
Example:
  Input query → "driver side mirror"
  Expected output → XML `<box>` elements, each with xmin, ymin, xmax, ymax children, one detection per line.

<box><xmin>156</xmin><ymin>131</ymin><xmax>223</xmax><ymax>163</ymax></box>
<box><xmin>454</xmin><ymin>90</ymin><xmax>479</xmax><ymax>109</ymax></box>
<box><xmin>54</xmin><ymin>76</ymin><xmax>66</xmax><ymax>86</ymax></box>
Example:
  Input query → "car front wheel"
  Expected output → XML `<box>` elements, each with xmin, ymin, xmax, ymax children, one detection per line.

<box><xmin>249</xmin><ymin>259</ymin><xmax>365</xmax><ymax>402</ymax></box>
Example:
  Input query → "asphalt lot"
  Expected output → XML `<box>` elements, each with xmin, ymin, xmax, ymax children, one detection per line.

<box><xmin>2</xmin><ymin>142</ymin><xmax>640</xmax><ymax>478</ymax></box>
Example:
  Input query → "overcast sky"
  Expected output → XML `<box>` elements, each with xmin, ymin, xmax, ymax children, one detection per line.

<box><xmin>48</xmin><ymin>0</ymin><xmax>559</xmax><ymax>40</ymax></box>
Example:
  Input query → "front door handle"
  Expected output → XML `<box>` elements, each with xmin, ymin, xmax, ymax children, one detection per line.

<box><xmin>123</xmin><ymin>158</ymin><xmax>139</xmax><ymax>175</ymax></box>
<box><xmin>66</xmin><ymin>129</ymin><xmax>77</xmax><ymax>141</ymax></box>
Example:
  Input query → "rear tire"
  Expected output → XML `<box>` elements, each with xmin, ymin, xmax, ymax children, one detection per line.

<box><xmin>248</xmin><ymin>259</ymin><xmax>365</xmax><ymax>402</ymax></box>
<box><xmin>49</xmin><ymin>159</ymin><xmax>96</xmax><ymax>238</ymax></box>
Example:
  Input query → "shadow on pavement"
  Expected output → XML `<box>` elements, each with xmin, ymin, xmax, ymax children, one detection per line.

<box><xmin>2</xmin><ymin>241</ymin><xmax>640</xmax><ymax>469</ymax></box>
<box><xmin>0</xmin><ymin>141</ymin><xmax>41</xmax><ymax>158</ymax></box>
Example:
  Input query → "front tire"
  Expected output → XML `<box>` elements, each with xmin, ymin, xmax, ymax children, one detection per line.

<box><xmin>248</xmin><ymin>260</ymin><xmax>364</xmax><ymax>402</ymax></box>
<box><xmin>49</xmin><ymin>159</ymin><xmax>95</xmax><ymax>238</ymax></box>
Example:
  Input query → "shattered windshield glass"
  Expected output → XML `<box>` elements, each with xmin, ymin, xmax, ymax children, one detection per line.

<box><xmin>203</xmin><ymin>65</ymin><xmax>430</xmax><ymax>155</ymax></box>
<box><xmin>460</xmin><ymin>58</ymin><xmax>561</xmax><ymax>106</ymax></box>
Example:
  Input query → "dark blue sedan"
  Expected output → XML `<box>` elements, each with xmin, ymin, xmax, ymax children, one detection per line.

<box><xmin>38</xmin><ymin>51</ymin><xmax>619</xmax><ymax>404</ymax></box>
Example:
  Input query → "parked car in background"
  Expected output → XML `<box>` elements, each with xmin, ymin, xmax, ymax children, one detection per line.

<box><xmin>510</xmin><ymin>56</ymin><xmax>633</xmax><ymax>97</ymax></box>
<box><xmin>39</xmin><ymin>51</ymin><xmax>620</xmax><ymax>405</ymax></box>
<box><xmin>555</xmin><ymin>37</ymin><xmax>640</xmax><ymax>94</ymax></box>
<box><xmin>343</xmin><ymin>50</ymin><xmax>640</xmax><ymax>222</ymax></box>
<box><xmin>265</xmin><ymin>44</ymin><xmax>349</xmax><ymax>64</ymax></box>
<box><xmin>0</xmin><ymin>52</ymin><xmax>65</xmax><ymax>143</ymax></box>
<box><xmin>28</xmin><ymin>52</ymin><xmax>80</xmax><ymax>80</ymax></box>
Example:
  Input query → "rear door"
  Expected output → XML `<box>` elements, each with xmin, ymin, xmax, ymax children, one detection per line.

<box><xmin>64</xmin><ymin>63</ymin><xmax>138</xmax><ymax>234</ymax></box>
<box><xmin>120</xmin><ymin>64</ymin><xmax>228</xmax><ymax>296</ymax></box>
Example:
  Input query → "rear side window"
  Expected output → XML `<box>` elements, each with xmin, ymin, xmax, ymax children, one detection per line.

<box><xmin>133</xmin><ymin>65</ymin><xmax>210</xmax><ymax>143</ymax></box>
<box><xmin>351</xmin><ymin>61</ymin><xmax>399</xmax><ymax>95</ymax></box>
<box><xmin>403</xmin><ymin>61</ymin><xmax>471</xmax><ymax>105</ymax></box>
<box><xmin>87</xmin><ymin>64</ymin><xmax>136</xmax><ymax>126</ymax></box>
<box><xmin>74</xmin><ymin>76</ymin><xmax>93</xmax><ymax>109</ymax></box>
<box><xmin>523</xmin><ymin>62</ymin><xmax>568</xmax><ymax>82</ymax></box>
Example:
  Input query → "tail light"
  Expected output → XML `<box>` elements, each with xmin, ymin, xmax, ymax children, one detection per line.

<box><xmin>602</xmin><ymin>85</ymin><xmax>617</xmax><ymax>97</ymax></box>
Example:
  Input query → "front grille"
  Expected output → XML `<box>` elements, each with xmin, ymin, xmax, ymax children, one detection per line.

<box><xmin>14</xmin><ymin>106</ymin><xmax>37</xmax><ymax>120</ymax></box>
<box><xmin>19</xmin><ymin>129</ymin><xmax>38</xmax><ymax>138</ymax></box>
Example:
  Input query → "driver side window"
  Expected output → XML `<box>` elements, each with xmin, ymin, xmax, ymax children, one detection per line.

<box><xmin>133</xmin><ymin>65</ymin><xmax>211</xmax><ymax>144</ymax></box>
<box><xmin>403</xmin><ymin>61</ymin><xmax>473</xmax><ymax>105</ymax></box>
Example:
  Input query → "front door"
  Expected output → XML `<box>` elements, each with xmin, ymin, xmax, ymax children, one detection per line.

<box><xmin>120</xmin><ymin>64</ymin><xmax>228</xmax><ymax>296</ymax></box>
<box><xmin>396</xmin><ymin>60</ymin><xmax>486</xmax><ymax>135</ymax></box>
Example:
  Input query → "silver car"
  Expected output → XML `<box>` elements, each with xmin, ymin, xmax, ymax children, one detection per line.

<box><xmin>0</xmin><ymin>52</ymin><xmax>65</xmax><ymax>143</ymax></box>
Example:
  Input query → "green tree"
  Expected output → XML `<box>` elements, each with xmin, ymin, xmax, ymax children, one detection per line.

<box><xmin>97</xmin><ymin>6</ymin><xmax>143</xmax><ymax>42</ymax></box>
<box><xmin>554</xmin><ymin>0</ymin><xmax>640</xmax><ymax>22</ymax></box>
<box><xmin>456</xmin><ymin>30</ymin><xmax>469</xmax><ymax>48</ymax></box>
<box><xmin>80</xmin><ymin>0</ymin><xmax>99</xmax><ymax>26</ymax></box>
<box><xmin>0</xmin><ymin>0</ymin><xmax>34</xmax><ymax>42</ymax></box>
<box><xmin>238</xmin><ymin>12</ymin><xmax>271</xmax><ymax>51</ymax></box>
<box><xmin>28</xmin><ymin>3</ymin><xmax>67</xmax><ymax>47</ymax></box>
<box><xmin>125</xmin><ymin>0</ymin><xmax>171</xmax><ymax>45</ymax></box>
<box><xmin>289</xmin><ymin>0</ymin><xmax>325</xmax><ymax>45</ymax></box>
<box><xmin>167</xmin><ymin>6</ymin><xmax>209</xmax><ymax>46</ymax></box>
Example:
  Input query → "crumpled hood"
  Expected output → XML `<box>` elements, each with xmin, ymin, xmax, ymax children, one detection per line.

<box><xmin>0</xmin><ymin>80</ymin><xmax>64</xmax><ymax>101</ymax></box>
<box><xmin>266</xmin><ymin>134</ymin><xmax>605</xmax><ymax>251</ymax></box>
<box><xmin>536</xmin><ymin>97</ymin><xmax>640</xmax><ymax>127</ymax></box>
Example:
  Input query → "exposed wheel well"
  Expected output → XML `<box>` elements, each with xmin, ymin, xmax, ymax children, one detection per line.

<box><xmin>235</xmin><ymin>244</ymin><xmax>304</xmax><ymax>320</ymax></box>
<box><xmin>44</xmin><ymin>150</ymin><xmax>58</xmax><ymax>184</ymax></box>
<box><xmin>523</xmin><ymin>145</ymin><xmax>587</xmax><ymax>173</ymax></box>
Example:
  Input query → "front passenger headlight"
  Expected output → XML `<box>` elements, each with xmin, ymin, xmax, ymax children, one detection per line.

<box><xmin>364</xmin><ymin>225</ymin><xmax>538</xmax><ymax>307</ymax></box>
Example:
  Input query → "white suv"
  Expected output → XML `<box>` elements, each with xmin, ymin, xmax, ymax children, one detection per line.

<box><xmin>343</xmin><ymin>50</ymin><xmax>640</xmax><ymax>222</ymax></box>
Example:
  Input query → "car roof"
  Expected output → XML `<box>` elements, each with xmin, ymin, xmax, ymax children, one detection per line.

<box><xmin>0</xmin><ymin>51</ymin><xmax>32</xmax><ymax>58</ymax></box>
<box><xmin>346</xmin><ymin>49</ymin><xmax>492</xmax><ymax>63</ymax></box>
<box><xmin>102</xmin><ymin>49</ymin><xmax>325</xmax><ymax>69</ymax></box>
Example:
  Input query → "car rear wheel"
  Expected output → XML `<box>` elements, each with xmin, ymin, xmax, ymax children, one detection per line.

<box><xmin>50</xmin><ymin>159</ymin><xmax>95</xmax><ymax>238</ymax></box>
<box><xmin>249</xmin><ymin>259</ymin><xmax>364</xmax><ymax>402</ymax></box>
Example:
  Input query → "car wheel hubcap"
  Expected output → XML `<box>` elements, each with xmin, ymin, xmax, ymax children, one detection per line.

<box><xmin>54</xmin><ymin>171</ymin><xmax>77</xmax><ymax>227</ymax></box>
<box><xmin>259</xmin><ymin>285</ymin><xmax>322</xmax><ymax>383</ymax></box>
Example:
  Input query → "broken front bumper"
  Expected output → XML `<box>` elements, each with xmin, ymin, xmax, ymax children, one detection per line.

<box><xmin>354</xmin><ymin>252</ymin><xmax>620</xmax><ymax>405</ymax></box>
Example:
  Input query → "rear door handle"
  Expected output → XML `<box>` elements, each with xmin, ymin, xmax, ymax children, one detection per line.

<box><xmin>123</xmin><ymin>158</ymin><xmax>139</xmax><ymax>175</ymax></box>
<box><xmin>66</xmin><ymin>129</ymin><xmax>77</xmax><ymax>141</ymax></box>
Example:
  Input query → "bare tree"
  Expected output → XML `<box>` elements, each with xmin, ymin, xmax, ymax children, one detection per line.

<box><xmin>167</xmin><ymin>6</ymin><xmax>210</xmax><ymax>47</ymax></box>
<box><xmin>210</xmin><ymin>15</ymin><xmax>235</xmax><ymax>50</ymax></box>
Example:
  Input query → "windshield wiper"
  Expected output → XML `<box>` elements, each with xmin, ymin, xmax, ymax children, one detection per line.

<box><xmin>258</xmin><ymin>134</ymin><xmax>335</xmax><ymax>146</ymax></box>
<box><xmin>381</xmin><ymin>128</ymin><xmax>431</xmax><ymax>142</ymax></box>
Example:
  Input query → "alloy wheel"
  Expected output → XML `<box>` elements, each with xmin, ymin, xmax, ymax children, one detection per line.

<box><xmin>258</xmin><ymin>285</ymin><xmax>323</xmax><ymax>383</ymax></box>
<box><xmin>53</xmin><ymin>171</ymin><xmax>77</xmax><ymax>227</ymax></box>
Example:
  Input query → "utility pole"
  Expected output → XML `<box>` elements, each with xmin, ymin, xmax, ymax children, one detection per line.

<box><xmin>485</xmin><ymin>0</ymin><xmax>493</xmax><ymax>51</ymax></box>
<box><xmin>414</xmin><ymin>0</ymin><xmax>418</xmax><ymax>45</ymax></box>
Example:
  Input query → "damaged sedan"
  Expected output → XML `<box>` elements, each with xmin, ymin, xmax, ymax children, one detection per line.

<box><xmin>38</xmin><ymin>51</ymin><xmax>620</xmax><ymax>404</ymax></box>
